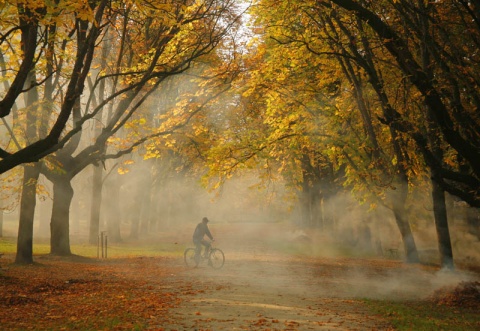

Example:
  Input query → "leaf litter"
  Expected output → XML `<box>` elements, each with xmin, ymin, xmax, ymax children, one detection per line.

<box><xmin>0</xmin><ymin>252</ymin><xmax>478</xmax><ymax>330</ymax></box>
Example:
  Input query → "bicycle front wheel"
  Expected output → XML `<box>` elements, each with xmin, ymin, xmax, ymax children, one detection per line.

<box><xmin>184</xmin><ymin>248</ymin><xmax>199</xmax><ymax>267</ymax></box>
<box><xmin>209</xmin><ymin>248</ymin><xmax>225</xmax><ymax>269</ymax></box>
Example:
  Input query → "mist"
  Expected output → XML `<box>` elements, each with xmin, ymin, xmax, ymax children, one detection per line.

<box><xmin>3</xmin><ymin>157</ymin><xmax>480</xmax><ymax>259</ymax></box>
<box><xmin>2</xmin><ymin>155</ymin><xmax>477</xmax><ymax>329</ymax></box>
<box><xmin>1</xmin><ymin>149</ymin><xmax>479</xmax><ymax>304</ymax></box>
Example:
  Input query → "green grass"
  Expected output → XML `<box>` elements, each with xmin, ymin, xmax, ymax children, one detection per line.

<box><xmin>0</xmin><ymin>237</ymin><xmax>17</xmax><ymax>254</ymax></box>
<box><xmin>365</xmin><ymin>299</ymin><xmax>479</xmax><ymax>331</ymax></box>
<box><xmin>0</xmin><ymin>236</ymin><xmax>185</xmax><ymax>258</ymax></box>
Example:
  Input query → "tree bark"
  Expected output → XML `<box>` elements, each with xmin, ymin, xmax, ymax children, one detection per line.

<box><xmin>300</xmin><ymin>172</ymin><xmax>313</xmax><ymax>227</ymax></box>
<box><xmin>15</xmin><ymin>164</ymin><xmax>40</xmax><ymax>264</ymax></box>
<box><xmin>390</xmin><ymin>181</ymin><xmax>419</xmax><ymax>263</ymax></box>
<box><xmin>89</xmin><ymin>164</ymin><xmax>103</xmax><ymax>244</ymax></box>
<box><xmin>299</xmin><ymin>153</ymin><xmax>328</xmax><ymax>228</ymax></box>
<box><xmin>15</xmin><ymin>63</ymin><xmax>41</xmax><ymax>264</ymax></box>
<box><xmin>50</xmin><ymin>175</ymin><xmax>73</xmax><ymax>256</ymax></box>
<box><xmin>418</xmin><ymin>2</ymin><xmax>455</xmax><ymax>269</ymax></box>
<box><xmin>129</xmin><ymin>187</ymin><xmax>142</xmax><ymax>239</ymax></box>
<box><xmin>88</xmin><ymin>31</ymin><xmax>110</xmax><ymax>244</ymax></box>
<box><xmin>106</xmin><ymin>175</ymin><xmax>122</xmax><ymax>242</ymax></box>
<box><xmin>140</xmin><ymin>165</ymin><xmax>154</xmax><ymax>235</ymax></box>
<box><xmin>431</xmin><ymin>176</ymin><xmax>454</xmax><ymax>269</ymax></box>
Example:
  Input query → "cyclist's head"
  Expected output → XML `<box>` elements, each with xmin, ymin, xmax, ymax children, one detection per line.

<box><xmin>202</xmin><ymin>217</ymin><xmax>209</xmax><ymax>223</ymax></box>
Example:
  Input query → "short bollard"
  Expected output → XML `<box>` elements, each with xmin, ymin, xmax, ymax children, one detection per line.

<box><xmin>97</xmin><ymin>231</ymin><xmax>108</xmax><ymax>259</ymax></box>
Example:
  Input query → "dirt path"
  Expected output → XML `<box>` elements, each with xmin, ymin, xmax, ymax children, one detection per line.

<box><xmin>0</xmin><ymin>252</ymin><xmax>392</xmax><ymax>330</ymax></box>
<box><xmin>2</xmin><ymin>244</ymin><xmax>476</xmax><ymax>330</ymax></box>
<box><xmin>158</xmin><ymin>253</ymin><xmax>397</xmax><ymax>330</ymax></box>
<box><xmin>156</xmin><ymin>247</ymin><xmax>479</xmax><ymax>331</ymax></box>
<box><xmin>1</xmin><ymin>251</ymin><xmax>395</xmax><ymax>330</ymax></box>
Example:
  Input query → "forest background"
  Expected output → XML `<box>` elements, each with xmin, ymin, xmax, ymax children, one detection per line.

<box><xmin>0</xmin><ymin>0</ymin><xmax>479</xmax><ymax>272</ymax></box>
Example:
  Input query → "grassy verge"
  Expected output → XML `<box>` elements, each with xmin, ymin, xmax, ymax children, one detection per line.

<box><xmin>365</xmin><ymin>299</ymin><xmax>479</xmax><ymax>331</ymax></box>
<box><xmin>0</xmin><ymin>236</ymin><xmax>185</xmax><ymax>259</ymax></box>
<box><xmin>0</xmin><ymin>237</ymin><xmax>18</xmax><ymax>254</ymax></box>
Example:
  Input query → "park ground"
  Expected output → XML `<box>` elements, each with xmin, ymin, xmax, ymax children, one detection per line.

<box><xmin>0</xmin><ymin>222</ymin><xmax>479</xmax><ymax>330</ymax></box>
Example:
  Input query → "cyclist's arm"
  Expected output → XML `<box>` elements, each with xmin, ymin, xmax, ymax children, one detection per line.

<box><xmin>205</xmin><ymin>225</ymin><xmax>214</xmax><ymax>241</ymax></box>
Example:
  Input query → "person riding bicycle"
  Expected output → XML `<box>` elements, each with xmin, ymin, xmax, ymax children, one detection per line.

<box><xmin>193</xmin><ymin>217</ymin><xmax>214</xmax><ymax>259</ymax></box>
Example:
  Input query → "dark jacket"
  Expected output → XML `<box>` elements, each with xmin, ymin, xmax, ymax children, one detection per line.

<box><xmin>193</xmin><ymin>222</ymin><xmax>213</xmax><ymax>242</ymax></box>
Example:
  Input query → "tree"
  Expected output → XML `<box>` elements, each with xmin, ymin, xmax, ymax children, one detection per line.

<box><xmin>34</xmin><ymin>0</ymin><xmax>242</xmax><ymax>257</ymax></box>
<box><xmin>197</xmin><ymin>31</ymin><xmax>346</xmax><ymax>228</ymax></box>
<box><xmin>255</xmin><ymin>0</ymin><xmax>472</xmax><ymax>267</ymax></box>
<box><xmin>325</xmin><ymin>0</ymin><xmax>480</xmax><ymax>209</ymax></box>
<box><xmin>3</xmin><ymin>0</ymin><xmax>243</xmax><ymax>262</ymax></box>
<box><xmin>216</xmin><ymin>0</ymin><xmax>466</xmax><ymax>265</ymax></box>
<box><xmin>317</xmin><ymin>5</ymin><xmax>421</xmax><ymax>262</ymax></box>
<box><xmin>0</xmin><ymin>0</ymin><xmax>109</xmax><ymax>174</ymax></box>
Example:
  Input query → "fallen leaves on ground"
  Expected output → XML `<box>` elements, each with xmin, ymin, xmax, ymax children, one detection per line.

<box><xmin>431</xmin><ymin>281</ymin><xmax>480</xmax><ymax>309</ymax></box>
<box><xmin>0</xmin><ymin>255</ymin><xmax>195</xmax><ymax>330</ymax></box>
<box><xmin>1</xmin><ymin>252</ymin><xmax>478</xmax><ymax>330</ymax></box>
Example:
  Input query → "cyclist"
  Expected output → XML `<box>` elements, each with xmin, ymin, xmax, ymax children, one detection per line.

<box><xmin>193</xmin><ymin>217</ymin><xmax>214</xmax><ymax>261</ymax></box>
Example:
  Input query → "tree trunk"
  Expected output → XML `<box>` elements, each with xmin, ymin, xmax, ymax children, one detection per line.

<box><xmin>89</xmin><ymin>164</ymin><xmax>103</xmax><ymax>244</ymax></box>
<box><xmin>150</xmin><ymin>162</ymin><xmax>162</xmax><ymax>232</ymax></box>
<box><xmin>88</xmin><ymin>35</ymin><xmax>109</xmax><ymax>244</ymax></box>
<box><xmin>15</xmin><ymin>63</ymin><xmax>41</xmax><ymax>263</ymax></box>
<box><xmin>140</xmin><ymin>166</ymin><xmax>153</xmax><ymax>235</ymax></box>
<box><xmin>431</xmin><ymin>177</ymin><xmax>454</xmax><ymax>269</ymax></box>
<box><xmin>299</xmin><ymin>153</ymin><xmax>324</xmax><ymax>228</ymax></box>
<box><xmin>50</xmin><ymin>176</ymin><xmax>73</xmax><ymax>256</ymax></box>
<box><xmin>310</xmin><ymin>182</ymin><xmax>323</xmax><ymax>228</ymax></box>
<box><xmin>15</xmin><ymin>164</ymin><xmax>40</xmax><ymax>264</ymax></box>
<box><xmin>106</xmin><ymin>177</ymin><xmax>122</xmax><ymax>242</ymax></box>
<box><xmin>299</xmin><ymin>179</ymin><xmax>312</xmax><ymax>227</ymax></box>
<box><xmin>389</xmin><ymin>127</ymin><xmax>419</xmax><ymax>263</ymax></box>
<box><xmin>129</xmin><ymin>170</ymin><xmax>149</xmax><ymax>238</ymax></box>
<box><xmin>391</xmin><ymin>184</ymin><xmax>419</xmax><ymax>263</ymax></box>
<box><xmin>129</xmin><ymin>189</ymin><xmax>142</xmax><ymax>239</ymax></box>
<box><xmin>0</xmin><ymin>199</ymin><xmax>3</xmax><ymax>237</ymax></box>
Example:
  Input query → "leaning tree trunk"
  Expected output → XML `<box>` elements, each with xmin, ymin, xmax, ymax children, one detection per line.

<box><xmin>15</xmin><ymin>164</ymin><xmax>40</xmax><ymax>264</ymax></box>
<box><xmin>391</xmin><ymin>184</ymin><xmax>420</xmax><ymax>263</ymax></box>
<box><xmin>389</xmin><ymin>128</ymin><xmax>419</xmax><ymax>263</ymax></box>
<box><xmin>50</xmin><ymin>175</ymin><xmax>74</xmax><ymax>256</ymax></box>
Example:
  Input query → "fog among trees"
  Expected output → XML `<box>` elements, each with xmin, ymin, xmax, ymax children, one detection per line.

<box><xmin>1</xmin><ymin>0</ymin><xmax>479</xmax><ymax>270</ymax></box>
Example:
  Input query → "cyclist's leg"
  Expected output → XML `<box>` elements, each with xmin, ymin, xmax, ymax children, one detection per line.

<box><xmin>201</xmin><ymin>239</ymin><xmax>211</xmax><ymax>257</ymax></box>
<box><xmin>194</xmin><ymin>240</ymin><xmax>202</xmax><ymax>257</ymax></box>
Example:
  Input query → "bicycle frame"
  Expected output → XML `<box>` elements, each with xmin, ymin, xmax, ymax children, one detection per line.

<box><xmin>184</xmin><ymin>243</ymin><xmax>225</xmax><ymax>269</ymax></box>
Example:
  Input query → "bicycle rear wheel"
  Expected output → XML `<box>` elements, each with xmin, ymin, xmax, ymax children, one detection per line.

<box><xmin>184</xmin><ymin>248</ymin><xmax>199</xmax><ymax>267</ymax></box>
<box><xmin>209</xmin><ymin>248</ymin><xmax>225</xmax><ymax>269</ymax></box>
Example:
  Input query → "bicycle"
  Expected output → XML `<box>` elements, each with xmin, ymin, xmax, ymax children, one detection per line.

<box><xmin>184</xmin><ymin>243</ymin><xmax>225</xmax><ymax>269</ymax></box>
